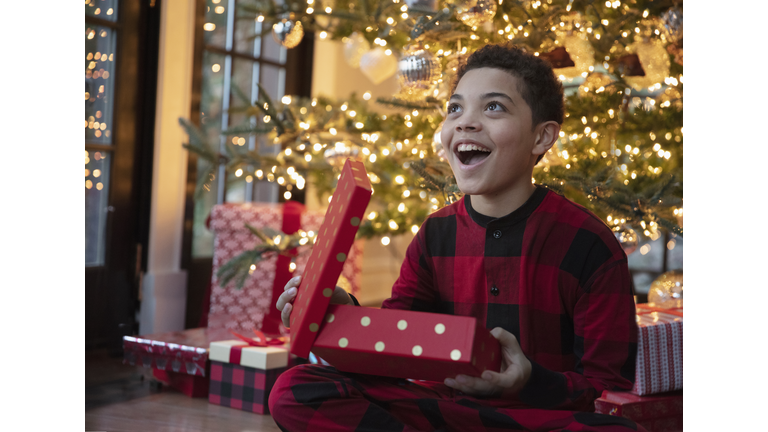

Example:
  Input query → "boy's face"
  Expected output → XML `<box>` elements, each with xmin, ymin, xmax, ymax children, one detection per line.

<box><xmin>441</xmin><ymin>67</ymin><xmax>547</xmax><ymax>199</ymax></box>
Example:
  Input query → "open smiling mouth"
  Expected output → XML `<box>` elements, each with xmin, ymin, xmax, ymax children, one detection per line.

<box><xmin>456</xmin><ymin>143</ymin><xmax>492</xmax><ymax>166</ymax></box>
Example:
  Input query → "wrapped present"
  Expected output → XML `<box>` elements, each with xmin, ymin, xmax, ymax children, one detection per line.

<box><xmin>632</xmin><ymin>303</ymin><xmax>683</xmax><ymax>395</ymax></box>
<box><xmin>289</xmin><ymin>159</ymin><xmax>372</xmax><ymax>358</ymax></box>
<box><xmin>208</xmin><ymin>338</ymin><xmax>294</xmax><ymax>414</ymax></box>
<box><xmin>311</xmin><ymin>304</ymin><xmax>501</xmax><ymax>382</ymax></box>
<box><xmin>595</xmin><ymin>389</ymin><xmax>683</xmax><ymax>421</ymax></box>
<box><xmin>287</xmin><ymin>160</ymin><xmax>501</xmax><ymax>381</ymax></box>
<box><xmin>122</xmin><ymin>327</ymin><xmax>232</xmax><ymax>398</ymax></box>
<box><xmin>208</xmin><ymin>200</ymin><xmax>364</xmax><ymax>335</ymax></box>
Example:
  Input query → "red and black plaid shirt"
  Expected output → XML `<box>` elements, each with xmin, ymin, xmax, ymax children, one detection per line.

<box><xmin>382</xmin><ymin>186</ymin><xmax>638</xmax><ymax>412</ymax></box>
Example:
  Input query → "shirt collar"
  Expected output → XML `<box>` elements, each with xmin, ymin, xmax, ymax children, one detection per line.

<box><xmin>464</xmin><ymin>186</ymin><xmax>549</xmax><ymax>229</ymax></box>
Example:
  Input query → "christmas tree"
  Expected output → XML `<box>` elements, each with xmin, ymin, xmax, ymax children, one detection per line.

<box><xmin>182</xmin><ymin>0</ymin><xmax>683</xmax><ymax>285</ymax></box>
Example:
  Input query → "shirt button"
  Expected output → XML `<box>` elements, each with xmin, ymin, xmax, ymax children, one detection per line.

<box><xmin>493</xmin><ymin>230</ymin><xmax>502</xmax><ymax>239</ymax></box>
<box><xmin>490</xmin><ymin>286</ymin><xmax>499</xmax><ymax>296</ymax></box>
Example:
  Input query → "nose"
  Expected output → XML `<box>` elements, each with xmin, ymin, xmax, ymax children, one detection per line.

<box><xmin>454</xmin><ymin>110</ymin><xmax>481</xmax><ymax>132</ymax></box>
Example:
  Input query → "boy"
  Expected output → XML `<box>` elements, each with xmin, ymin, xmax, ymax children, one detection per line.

<box><xmin>270</xmin><ymin>44</ymin><xmax>644</xmax><ymax>432</ymax></box>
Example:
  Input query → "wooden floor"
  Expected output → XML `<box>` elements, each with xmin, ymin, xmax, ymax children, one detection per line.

<box><xmin>85</xmin><ymin>350</ymin><xmax>281</xmax><ymax>432</ymax></box>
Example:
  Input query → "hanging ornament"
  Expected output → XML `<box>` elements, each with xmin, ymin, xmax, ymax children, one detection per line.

<box><xmin>624</xmin><ymin>39</ymin><xmax>670</xmax><ymax>90</ymax></box>
<box><xmin>613</xmin><ymin>225</ymin><xmax>638</xmax><ymax>255</ymax></box>
<box><xmin>435</xmin><ymin>52</ymin><xmax>462</xmax><ymax>100</ymax></box>
<box><xmin>405</xmin><ymin>0</ymin><xmax>438</xmax><ymax>12</ymax></box>
<box><xmin>547</xmin><ymin>33</ymin><xmax>595</xmax><ymax>79</ymax></box>
<box><xmin>272</xmin><ymin>15</ymin><xmax>304</xmax><ymax>49</ymax></box>
<box><xmin>431</xmin><ymin>121</ymin><xmax>446</xmax><ymax>161</ymax></box>
<box><xmin>648</xmin><ymin>270</ymin><xmax>683</xmax><ymax>309</ymax></box>
<box><xmin>659</xmin><ymin>6</ymin><xmax>683</xmax><ymax>47</ymax></box>
<box><xmin>455</xmin><ymin>0</ymin><xmax>496</xmax><ymax>27</ymax></box>
<box><xmin>397</xmin><ymin>45</ymin><xmax>441</xmax><ymax>101</ymax></box>
<box><xmin>359</xmin><ymin>47</ymin><xmax>398</xmax><ymax>85</ymax></box>
<box><xmin>323</xmin><ymin>141</ymin><xmax>361</xmax><ymax>167</ymax></box>
<box><xmin>343</xmin><ymin>32</ymin><xmax>370</xmax><ymax>68</ymax></box>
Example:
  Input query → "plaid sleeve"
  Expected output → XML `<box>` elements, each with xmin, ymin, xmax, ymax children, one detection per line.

<box><xmin>519</xmin><ymin>249</ymin><xmax>637</xmax><ymax>411</ymax></box>
<box><xmin>380</xmin><ymin>222</ymin><xmax>439</xmax><ymax>313</ymax></box>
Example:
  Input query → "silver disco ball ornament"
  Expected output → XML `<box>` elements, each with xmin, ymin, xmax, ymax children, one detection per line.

<box><xmin>660</xmin><ymin>6</ymin><xmax>683</xmax><ymax>46</ymax></box>
<box><xmin>613</xmin><ymin>225</ymin><xmax>638</xmax><ymax>255</ymax></box>
<box><xmin>323</xmin><ymin>141</ymin><xmax>361</xmax><ymax>167</ymax></box>
<box><xmin>272</xmin><ymin>16</ymin><xmax>304</xmax><ymax>49</ymax></box>
<box><xmin>455</xmin><ymin>0</ymin><xmax>497</xmax><ymax>27</ymax></box>
<box><xmin>397</xmin><ymin>45</ymin><xmax>440</xmax><ymax>101</ymax></box>
<box><xmin>648</xmin><ymin>270</ymin><xmax>683</xmax><ymax>309</ymax></box>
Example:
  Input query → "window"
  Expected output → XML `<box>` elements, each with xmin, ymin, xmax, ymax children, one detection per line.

<box><xmin>191</xmin><ymin>0</ymin><xmax>306</xmax><ymax>258</ymax></box>
<box><xmin>85</xmin><ymin>0</ymin><xmax>119</xmax><ymax>266</ymax></box>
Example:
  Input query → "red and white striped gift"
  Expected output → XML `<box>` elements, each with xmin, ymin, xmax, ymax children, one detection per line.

<box><xmin>632</xmin><ymin>304</ymin><xmax>683</xmax><ymax>396</ymax></box>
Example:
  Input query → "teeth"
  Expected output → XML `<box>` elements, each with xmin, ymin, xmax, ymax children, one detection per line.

<box><xmin>457</xmin><ymin>144</ymin><xmax>491</xmax><ymax>152</ymax></box>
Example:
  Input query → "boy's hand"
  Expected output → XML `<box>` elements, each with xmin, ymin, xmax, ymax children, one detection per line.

<box><xmin>275</xmin><ymin>276</ymin><xmax>355</xmax><ymax>329</ymax></box>
<box><xmin>444</xmin><ymin>327</ymin><xmax>532</xmax><ymax>398</ymax></box>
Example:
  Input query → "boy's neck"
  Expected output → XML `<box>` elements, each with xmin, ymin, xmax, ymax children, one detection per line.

<box><xmin>468</xmin><ymin>182</ymin><xmax>538</xmax><ymax>218</ymax></box>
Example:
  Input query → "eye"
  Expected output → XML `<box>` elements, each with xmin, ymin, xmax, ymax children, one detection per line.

<box><xmin>447</xmin><ymin>103</ymin><xmax>461</xmax><ymax>114</ymax></box>
<box><xmin>486</xmin><ymin>101</ymin><xmax>505</xmax><ymax>112</ymax></box>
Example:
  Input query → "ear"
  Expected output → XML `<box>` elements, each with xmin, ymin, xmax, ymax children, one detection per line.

<box><xmin>531</xmin><ymin>121</ymin><xmax>561</xmax><ymax>157</ymax></box>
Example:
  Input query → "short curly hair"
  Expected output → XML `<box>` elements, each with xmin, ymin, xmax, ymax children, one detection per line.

<box><xmin>452</xmin><ymin>43</ymin><xmax>565</xmax><ymax>131</ymax></box>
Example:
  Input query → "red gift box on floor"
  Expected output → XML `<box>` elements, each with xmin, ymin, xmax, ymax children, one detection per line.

<box><xmin>207</xmin><ymin>339</ymin><xmax>295</xmax><ymax>414</ymax></box>
<box><xmin>122</xmin><ymin>327</ymin><xmax>232</xmax><ymax>397</ymax></box>
<box><xmin>595</xmin><ymin>389</ymin><xmax>683</xmax><ymax>421</ymax></box>
<box><xmin>632</xmin><ymin>303</ymin><xmax>683</xmax><ymax>396</ymax></box>
<box><xmin>312</xmin><ymin>304</ymin><xmax>501</xmax><ymax>382</ymax></box>
<box><xmin>208</xmin><ymin>200</ymin><xmax>364</xmax><ymax>334</ymax></box>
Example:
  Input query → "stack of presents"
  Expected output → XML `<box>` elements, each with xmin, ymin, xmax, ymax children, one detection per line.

<box><xmin>123</xmin><ymin>161</ymin><xmax>682</xmax><ymax>430</ymax></box>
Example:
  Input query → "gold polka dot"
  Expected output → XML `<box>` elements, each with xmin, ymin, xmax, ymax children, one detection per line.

<box><xmin>375</xmin><ymin>341</ymin><xmax>385</xmax><ymax>352</ymax></box>
<box><xmin>450</xmin><ymin>349</ymin><xmax>461</xmax><ymax>361</ymax></box>
<box><xmin>472</xmin><ymin>356</ymin><xmax>477</xmax><ymax>366</ymax></box>
<box><xmin>397</xmin><ymin>320</ymin><xmax>408</xmax><ymax>330</ymax></box>
<box><xmin>491</xmin><ymin>352</ymin><xmax>495</xmax><ymax>361</ymax></box>
<box><xmin>325</xmin><ymin>239</ymin><xmax>330</xmax><ymax>249</ymax></box>
<box><xmin>361</xmin><ymin>316</ymin><xmax>371</xmax><ymax>327</ymax></box>
<box><xmin>336</xmin><ymin>253</ymin><xmax>346</xmax><ymax>262</ymax></box>
<box><xmin>434</xmin><ymin>323</ymin><xmax>445</xmax><ymax>334</ymax></box>
<box><xmin>326</xmin><ymin>313</ymin><xmax>335</xmax><ymax>323</ymax></box>
<box><xmin>339</xmin><ymin>337</ymin><xmax>348</xmax><ymax>348</ymax></box>
<box><xmin>331</xmin><ymin>215</ymin><xmax>336</xmax><ymax>225</ymax></box>
<box><xmin>351</xmin><ymin>217</ymin><xmax>360</xmax><ymax>226</ymax></box>
<box><xmin>309</xmin><ymin>323</ymin><xmax>319</xmax><ymax>332</ymax></box>
<box><xmin>412</xmin><ymin>345</ymin><xmax>422</xmax><ymax>356</ymax></box>
<box><xmin>323</xmin><ymin>288</ymin><xmax>333</xmax><ymax>297</ymax></box>
<box><xmin>480</xmin><ymin>342</ymin><xmax>485</xmax><ymax>352</ymax></box>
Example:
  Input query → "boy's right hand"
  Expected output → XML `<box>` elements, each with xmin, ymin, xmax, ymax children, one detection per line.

<box><xmin>276</xmin><ymin>275</ymin><xmax>355</xmax><ymax>329</ymax></box>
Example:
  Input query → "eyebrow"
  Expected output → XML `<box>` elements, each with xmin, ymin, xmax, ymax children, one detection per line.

<box><xmin>449</xmin><ymin>92</ymin><xmax>516</xmax><ymax>106</ymax></box>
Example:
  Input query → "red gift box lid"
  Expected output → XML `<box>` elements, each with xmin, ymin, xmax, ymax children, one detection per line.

<box><xmin>289</xmin><ymin>159</ymin><xmax>372</xmax><ymax>358</ymax></box>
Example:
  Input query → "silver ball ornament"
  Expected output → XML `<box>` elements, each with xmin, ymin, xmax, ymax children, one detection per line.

<box><xmin>648</xmin><ymin>270</ymin><xmax>683</xmax><ymax>309</ymax></box>
<box><xmin>397</xmin><ymin>45</ymin><xmax>440</xmax><ymax>101</ymax></box>
<box><xmin>272</xmin><ymin>17</ymin><xmax>304</xmax><ymax>49</ymax></box>
<box><xmin>660</xmin><ymin>7</ymin><xmax>683</xmax><ymax>46</ymax></box>
<box><xmin>613</xmin><ymin>225</ymin><xmax>638</xmax><ymax>255</ymax></box>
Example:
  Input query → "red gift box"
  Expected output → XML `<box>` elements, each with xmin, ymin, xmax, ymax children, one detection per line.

<box><xmin>289</xmin><ymin>159</ymin><xmax>372</xmax><ymax>358</ymax></box>
<box><xmin>208</xmin><ymin>338</ymin><xmax>296</xmax><ymax>414</ymax></box>
<box><xmin>122</xmin><ymin>327</ymin><xmax>233</xmax><ymax>398</ymax></box>
<box><xmin>208</xmin><ymin>200</ymin><xmax>364</xmax><ymax>334</ymax></box>
<box><xmin>312</xmin><ymin>304</ymin><xmax>501</xmax><ymax>382</ymax></box>
<box><xmin>287</xmin><ymin>160</ymin><xmax>501</xmax><ymax>380</ymax></box>
<box><xmin>632</xmin><ymin>303</ymin><xmax>683</xmax><ymax>395</ymax></box>
<box><xmin>594</xmin><ymin>389</ymin><xmax>683</xmax><ymax>421</ymax></box>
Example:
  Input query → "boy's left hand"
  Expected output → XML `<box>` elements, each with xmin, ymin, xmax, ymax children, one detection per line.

<box><xmin>444</xmin><ymin>327</ymin><xmax>532</xmax><ymax>398</ymax></box>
